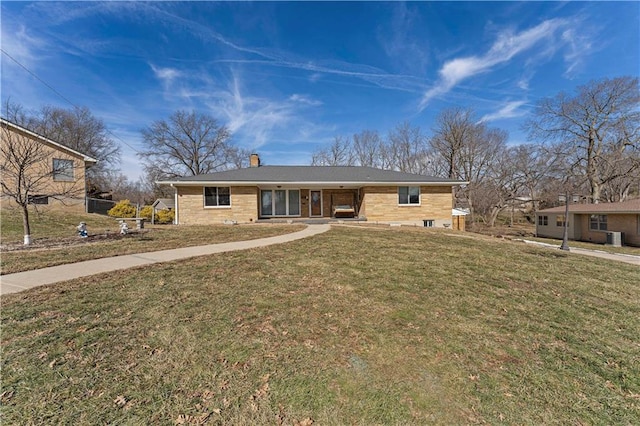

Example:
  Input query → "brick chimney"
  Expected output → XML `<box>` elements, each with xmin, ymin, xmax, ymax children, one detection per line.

<box><xmin>250</xmin><ymin>153</ymin><xmax>261</xmax><ymax>167</ymax></box>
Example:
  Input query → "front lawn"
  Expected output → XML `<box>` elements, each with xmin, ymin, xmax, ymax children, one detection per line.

<box><xmin>0</xmin><ymin>208</ymin><xmax>304</xmax><ymax>274</ymax></box>
<box><xmin>2</xmin><ymin>226</ymin><xmax>639</xmax><ymax>424</ymax></box>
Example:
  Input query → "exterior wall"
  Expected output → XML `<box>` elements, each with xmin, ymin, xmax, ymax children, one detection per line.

<box><xmin>452</xmin><ymin>215</ymin><xmax>466</xmax><ymax>231</ymax></box>
<box><xmin>535</xmin><ymin>213</ymin><xmax>579</xmax><ymax>240</ymax></box>
<box><xmin>536</xmin><ymin>212</ymin><xmax>640</xmax><ymax>247</ymax></box>
<box><xmin>0</xmin><ymin>124</ymin><xmax>88</xmax><ymax>213</ymax></box>
<box><xmin>360</xmin><ymin>185</ymin><xmax>453</xmax><ymax>227</ymax></box>
<box><xmin>321</xmin><ymin>189</ymin><xmax>359</xmax><ymax>218</ymax></box>
<box><xmin>176</xmin><ymin>186</ymin><xmax>258</xmax><ymax>225</ymax></box>
<box><xmin>578</xmin><ymin>213</ymin><xmax>640</xmax><ymax>247</ymax></box>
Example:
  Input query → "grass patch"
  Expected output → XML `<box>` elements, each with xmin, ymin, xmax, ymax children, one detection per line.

<box><xmin>2</xmin><ymin>226</ymin><xmax>639</xmax><ymax>424</ymax></box>
<box><xmin>1</xmin><ymin>207</ymin><xmax>118</xmax><ymax>243</ymax></box>
<box><xmin>0</xmin><ymin>208</ymin><xmax>304</xmax><ymax>274</ymax></box>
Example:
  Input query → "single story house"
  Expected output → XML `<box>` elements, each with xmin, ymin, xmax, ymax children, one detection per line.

<box><xmin>157</xmin><ymin>154</ymin><xmax>466</xmax><ymax>228</ymax></box>
<box><xmin>535</xmin><ymin>198</ymin><xmax>640</xmax><ymax>247</ymax></box>
<box><xmin>1</xmin><ymin>118</ymin><xmax>97</xmax><ymax>212</ymax></box>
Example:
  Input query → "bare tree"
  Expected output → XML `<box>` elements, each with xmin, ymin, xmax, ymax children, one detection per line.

<box><xmin>430</xmin><ymin>108</ymin><xmax>476</xmax><ymax>179</ymax></box>
<box><xmin>429</xmin><ymin>107</ymin><xmax>509</xmax><ymax>222</ymax></box>
<box><xmin>599</xmin><ymin>150</ymin><xmax>640</xmax><ymax>202</ymax></box>
<box><xmin>311</xmin><ymin>135</ymin><xmax>355</xmax><ymax>166</ymax></box>
<box><xmin>1</xmin><ymin>122</ymin><xmax>86</xmax><ymax>244</ymax></box>
<box><xmin>526</xmin><ymin>76</ymin><xmax>640</xmax><ymax>203</ymax></box>
<box><xmin>384</xmin><ymin>122</ymin><xmax>429</xmax><ymax>173</ymax></box>
<box><xmin>35</xmin><ymin>105</ymin><xmax>120</xmax><ymax>188</ymax></box>
<box><xmin>140</xmin><ymin>110</ymin><xmax>236</xmax><ymax>179</ymax></box>
<box><xmin>352</xmin><ymin>130</ymin><xmax>383</xmax><ymax>168</ymax></box>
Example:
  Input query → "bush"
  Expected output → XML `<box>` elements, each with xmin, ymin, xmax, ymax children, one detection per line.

<box><xmin>107</xmin><ymin>200</ymin><xmax>137</xmax><ymax>218</ymax></box>
<box><xmin>139</xmin><ymin>205</ymin><xmax>154</xmax><ymax>220</ymax></box>
<box><xmin>156</xmin><ymin>209</ymin><xmax>175</xmax><ymax>224</ymax></box>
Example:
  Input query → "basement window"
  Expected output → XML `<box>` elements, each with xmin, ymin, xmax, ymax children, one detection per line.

<box><xmin>28</xmin><ymin>194</ymin><xmax>49</xmax><ymax>205</ymax></box>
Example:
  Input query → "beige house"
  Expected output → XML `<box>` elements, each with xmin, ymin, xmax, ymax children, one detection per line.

<box><xmin>158</xmin><ymin>154</ymin><xmax>466</xmax><ymax>228</ymax></box>
<box><xmin>0</xmin><ymin>118</ymin><xmax>97</xmax><ymax>212</ymax></box>
<box><xmin>535</xmin><ymin>199</ymin><xmax>640</xmax><ymax>247</ymax></box>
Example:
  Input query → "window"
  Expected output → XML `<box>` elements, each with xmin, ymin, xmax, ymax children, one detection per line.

<box><xmin>538</xmin><ymin>215</ymin><xmax>548</xmax><ymax>226</ymax></box>
<box><xmin>260</xmin><ymin>189</ymin><xmax>300</xmax><ymax>216</ymax></box>
<box><xmin>556</xmin><ymin>215</ymin><xmax>567</xmax><ymax>227</ymax></box>
<box><xmin>204</xmin><ymin>187</ymin><xmax>230</xmax><ymax>207</ymax></box>
<box><xmin>52</xmin><ymin>159</ymin><xmax>74</xmax><ymax>181</ymax></box>
<box><xmin>398</xmin><ymin>186</ymin><xmax>420</xmax><ymax>205</ymax></box>
<box><xmin>28</xmin><ymin>194</ymin><xmax>49</xmax><ymax>205</ymax></box>
<box><xmin>590</xmin><ymin>214</ymin><xmax>607</xmax><ymax>231</ymax></box>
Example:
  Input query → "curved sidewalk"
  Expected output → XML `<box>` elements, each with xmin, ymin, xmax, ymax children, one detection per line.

<box><xmin>0</xmin><ymin>224</ymin><xmax>330</xmax><ymax>296</ymax></box>
<box><xmin>520</xmin><ymin>239</ymin><xmax>640</xmax><ymax>266</ymax></box>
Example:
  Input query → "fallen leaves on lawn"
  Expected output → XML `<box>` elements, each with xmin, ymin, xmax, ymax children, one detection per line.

<box><xmin>174</xmin><ymin>412</ymin><xmax>211</xmax><ymax>425</ymax></box>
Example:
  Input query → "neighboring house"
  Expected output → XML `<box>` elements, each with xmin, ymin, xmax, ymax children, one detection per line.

<box><xmin>158</xmin><ymin>154</ymin><xmax>466</xmax><ymax>227</ymax></box>
<box><xmin>535</xmin><ymin>199</ymin><xmax>640</xmax><ymax>247</ymax></box>
<box><xmin>0</xmin><ymin>118</ymin><xmax>97</xmax><ymax>212</ymax></box>
<box><xmin>152</xmin><ymin>198</ymin><xmax>175</xmax><ymax>211</ymax></box>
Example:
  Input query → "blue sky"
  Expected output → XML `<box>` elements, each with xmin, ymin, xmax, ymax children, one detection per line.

<box><xmin>2</xmin><ymin>1</ymin><xmax>639</xmax><ymax>180</ymax></box>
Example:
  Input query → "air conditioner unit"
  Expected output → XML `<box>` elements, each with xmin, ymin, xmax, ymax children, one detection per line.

<box><xmin>605</xmin><ymin>231</ymin><xmax>623</xmax><ymax>247</ymax></box>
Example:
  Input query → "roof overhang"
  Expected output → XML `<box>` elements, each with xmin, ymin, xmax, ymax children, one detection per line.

<box><xmin>156</xmin><ymin>180</ymin><xmax>468</xmax><ymax>187</ymax></box>
<box><xmin>1</xmin><ymin>118</ymin><xmax>98</xmax><ymax>164</ymax></box>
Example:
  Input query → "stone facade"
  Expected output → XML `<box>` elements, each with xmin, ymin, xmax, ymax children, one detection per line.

<box><xmin>176</xmin><ymin>186</ymin><xmax>259</xmax><ymax>224</ymax></box>
<box><xmin>176</xmin><ymin>184</ymin><xmax>455</xmax><ymax>227</ymax></box>
<box><xmin>360</xmin><ymin>185</ymin><xmax>454</xmax><ymax>226</ymax></box>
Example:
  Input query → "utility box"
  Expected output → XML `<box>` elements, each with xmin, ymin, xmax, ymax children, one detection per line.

<box><xmin>605</xmin><ymin>231</ymin><xmax>623</xmax><ymax>247</ymax></box>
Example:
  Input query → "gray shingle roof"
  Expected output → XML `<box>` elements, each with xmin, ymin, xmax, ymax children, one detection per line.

<box><xmin>537</xmin><ymin>198</ymin><xmax>640</xmax><ymax>214</ymax></box>
<box><xmin>159</xmin><ymin>166</ymin><xmax>464</xmax><ymax>185</ymax></box>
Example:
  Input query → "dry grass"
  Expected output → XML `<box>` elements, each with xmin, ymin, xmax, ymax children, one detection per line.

<box><xmin>2</xmin><ymin>226</ymin><xmax>639</xmax><ymax>424</ymax></box>
<box><xmin>0</xmin><ymin>208</ymin><xmax>304</xmax><ymax>274</ymax></box>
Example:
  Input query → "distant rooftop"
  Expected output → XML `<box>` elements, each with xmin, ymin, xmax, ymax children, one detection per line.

<box><xmin>537</xmin><ymin>198</ymin><xmax>640</xmax><ymax>214</ymax></box>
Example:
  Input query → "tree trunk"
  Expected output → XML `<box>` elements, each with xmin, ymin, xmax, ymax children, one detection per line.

<box><xmin>21</xmin><ymin>203</ymin><xmax>32</xmax><ymax>245</ymax></box>
<box><xmin>586</xmin><ymin>132</ymin><xmax>600</xmax><ymax>203</ymax></box>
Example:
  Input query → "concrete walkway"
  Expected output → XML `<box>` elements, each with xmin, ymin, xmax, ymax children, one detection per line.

<box><xmin>0</xmin><ymin>224</ymin><xmax>330</xmax><ymax>295</ymax></box>
<box><xmin>520</xmin><ymin>239</ymin><xmax>640</xmax><ymax>266</ymax></box>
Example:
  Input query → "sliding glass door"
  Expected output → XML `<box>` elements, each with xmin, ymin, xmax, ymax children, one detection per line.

<box><xmin>260</xmin><ymin>189</ymin><xmax>300</xmax><ymax>217</ymax></box>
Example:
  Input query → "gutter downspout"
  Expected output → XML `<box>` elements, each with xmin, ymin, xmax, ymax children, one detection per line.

<box><xmin>172</xmin><ymin>184</ymin><xmax>179</xmax><ymax>225</ymax></box>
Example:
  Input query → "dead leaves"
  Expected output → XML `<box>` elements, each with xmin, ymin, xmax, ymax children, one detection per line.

<box><xmin>174</xmin><ymin>412</ymin><xmax>211</xmax><ymax>425</ymax></box>
<box><xmin>113</xmin><ymin>395</ymin><xmax>134</xmax><ymax>410</ymax></box>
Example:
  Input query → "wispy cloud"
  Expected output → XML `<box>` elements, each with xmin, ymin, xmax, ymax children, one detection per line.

<box><xmin>378</xmin><ymin>3</ymin><xmax>429</xmax><ymax>74</ymax></box>
<box><xmin>126</xmin><ymin>3</ymin><xmax>427</xmax><ymax>94</ymax></box>
<box><xmin>419</xmin><ymin>19</ymin><xmax>565</xmax><ymax>109</ymax></box>
<box><xmin>150</xmin><ymin>64</ymin><xmax>181</xmax><ymax>90</ymax></box>
<box><xmin>1</xmin><ymin>23</ymin><xmax>47</xmax><ymax>69</ymax></box>
<box><xmin>479</xmin><ymin>100</ymin><xmax>528</xmax><ymax>123</ymax></box>
<box><xmin>561</xmin><ymin>28</ymin><xmax>593</xmax><ymax>79</ymax></box>
<box><xmin>289</xmin><ymin>94</ymin><xmax>322</xmax><ymax>106</ymax></box>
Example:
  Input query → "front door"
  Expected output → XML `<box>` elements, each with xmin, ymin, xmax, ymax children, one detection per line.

<box><xmin>310</xmin><ymin>191</ymin><xmax>322</xmax><ymax>217</ymax></box>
